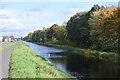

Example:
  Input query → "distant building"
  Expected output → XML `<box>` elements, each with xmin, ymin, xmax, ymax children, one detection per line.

<box><xmin>1</xmin><ymin>36</ymin><xmax>15</xmax><ymax>42</ymax></box>
<box><xmin>9</xmin><ymin>38</ymin><xmax>12</xmax><ymax>42</ymax></box>
<box><xmin>2</xmin><ymin>36</ymin><xmax>9</xmax><ymax>42</ymax></box>
<box><xmin>9</xmin><ymin>36</ymin><xmax>14</xmax><ymax>40</ymax></box>
<box><xmin>4</xmin><ymin>39</ymin><xmax>8</xmax><ymax>42</ymax></box>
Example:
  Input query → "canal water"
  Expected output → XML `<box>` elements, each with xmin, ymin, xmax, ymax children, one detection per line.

<box><xmin>23</xmin><ymin>41</ymin><xmax>119</xmax><ymax>79</ymax></box>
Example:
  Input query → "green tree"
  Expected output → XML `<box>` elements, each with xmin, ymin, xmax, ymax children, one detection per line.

<box><xmin>66</xmin><ymin>12</ymin><xmax>91</xmax><ymax>47</ymax></box>
<box><xmin>66</xmin><ymin>5</ymin><xmax>103</xmax><ymax>48</ymax></box>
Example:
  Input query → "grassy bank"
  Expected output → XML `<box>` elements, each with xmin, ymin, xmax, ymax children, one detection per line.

<box><xmin>9</xmin><ymin>41</ymin><xmax>76</xmax><ymax>79</ymax></box>
<box><xmin>0</xmin><ymin>42</ymin><xmax>17</xmax><ymax>51</ymax></box>
<box><xmin>34</xmin><ymin>42</ymin><xmax>119</xmax><ymax>63</ymax></box>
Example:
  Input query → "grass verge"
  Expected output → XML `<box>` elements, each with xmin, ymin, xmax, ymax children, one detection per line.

<box><xmin>0</xmin><ymin>42</ymin><xmax>17</xmax><ymax>51</ymax></box>
<box><xmin>9</xmin><ymin>41</ymin><xmax>76</xmax><ymax>79</ymax></box>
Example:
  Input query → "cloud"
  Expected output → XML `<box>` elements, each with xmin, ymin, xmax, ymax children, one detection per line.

<box><xmin>1</xmin><ymin>31</ymin><xmax>28</xmax><ymax>38</ymax></box>
<box><xmin>0</xmin><ymin>10</ymin><xmax>21</xmax><ymax>18</ymax></box>
<box><xmin>64</xmin><ymin>7</ymin><xmax>89</xmax><ymax>15</ymax></box>
<box><xmin>0</xmin><ymin>9</ymin><xmax>70</xmax><ymax>37</ymax></box>
<box><xmin>0</xmin><ymin>14</ymin><xmax>10</xmax><ymax>19</ymax></box>
<box><xmin>0</xmin><ymin>18</ymin><xmax>43</xmax><ymax>33</ymax></box>
<box><xmin>0</xmin><ymin>10</ymin><xmax>43</xmax><ymax>37</ymax></box>
<box><xmin>0</xmin><ymin>5</ymin><xmax>87</xmax><ymax>37</ymax></box>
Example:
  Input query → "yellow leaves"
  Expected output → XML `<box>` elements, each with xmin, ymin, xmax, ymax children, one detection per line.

<box><xmin>99</xmin><ymin>8</ymin><xmax>116</xmax><ymax>19</ymax></box>
<box><xmin>84</xmin><ymin>49</ymin><xmax>94</xmax><ymax>58</ymax></box>
<box><xmin>106</xmin><ymin>9</ymin><xmax>113</xmax><ymax>14</ymax></box>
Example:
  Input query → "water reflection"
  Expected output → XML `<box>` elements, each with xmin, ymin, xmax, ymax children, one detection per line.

<box><xmin>23</xmin><ymin>41</ymin><xmax>119</xmax><ymax>79</ymax></box>
<box><xmin>23</xmin><ymin>41</ymin><xmax>65</xmax><ymax>59</ymax></box>
<box><xmin>66</xmin><ymin>54</ymin><xmax>119</xmax><ymax>78</ymax></box>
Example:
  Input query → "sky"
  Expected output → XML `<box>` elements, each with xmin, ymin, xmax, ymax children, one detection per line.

<box><xmin>0</xmin><ymin>1</ymin><xmax>119</xmax><ymax>38</ymax></box>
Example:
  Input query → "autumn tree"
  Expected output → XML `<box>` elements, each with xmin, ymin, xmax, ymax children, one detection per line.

<box><xmin>89</xmin><ymin>7</ymin><xmax>120</xmax><ymax>52</ymax></box>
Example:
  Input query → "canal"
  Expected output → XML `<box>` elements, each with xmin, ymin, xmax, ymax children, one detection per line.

<box><xmin>23</xmin><ymin>41</ymin><xmax>119</xmax><ymax>79</ymax></box>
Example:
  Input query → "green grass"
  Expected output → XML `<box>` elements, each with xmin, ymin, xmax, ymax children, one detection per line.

<box><xmin>0</xmin><ymin>42</ymin><xmax>17</xmax><ymax>51</ymax></box>
<box><xmin>9</xmin><ymin>42</ymin><xmax>76</xmax><ymax>79</ymax></box>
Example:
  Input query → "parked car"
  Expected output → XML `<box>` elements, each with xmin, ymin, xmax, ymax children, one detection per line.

<box><xmin>11</xmin><ymin>40</ymin><xmax>14</xmax><ymax>42</ymax></box>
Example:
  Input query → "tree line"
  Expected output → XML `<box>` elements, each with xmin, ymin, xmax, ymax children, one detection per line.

<box><xmin>24</xmin><ymin>5</ymin><xmax>119</xmax><ymax>53</ymax></box>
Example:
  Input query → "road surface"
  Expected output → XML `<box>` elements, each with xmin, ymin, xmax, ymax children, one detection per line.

<box><xmin>0</xmin><ymin>42</ymin><xmax>18</xmax><ymax>79</ymax></box>
<box><xmin>0</xmin><ymin>42</ymin><xmax>10</xmax><ymax>48</ymax></box>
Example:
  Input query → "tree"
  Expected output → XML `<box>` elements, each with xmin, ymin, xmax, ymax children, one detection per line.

<box><xmin>31</xmin><ymin>30</ymin><xmax>43</xmax><ymax>42</ymax></box>
<box><xmin>88</xmin><ymin>11</ymin><xmax>102</xmax><ymax>50</ymax></box>
<box><xmin>66</xmin><ymin>5</ymin><xmax>104</xmax><ymax>48</ymax></box>
<box><xmin>46</xmin><ymin>24</ymin><xmax>67</xmax><ymax>42</ymax></box>
<box><xmin>62</xmin><ymin>21</ymin><xmax>67</xmax><ymax>27</ymax></box>
<box><xmin>89</xmin><ymin>7</ymin><xmax>120</xmax><ymax>52</ymax></box>
<box><xmin>90</xmin><ymin>5</ymin><xmax>101</xmax><ymax>12</ymax></box>
<box><xmin>10</xmin><ymin>36</ymin><xmax>15</xmax><ymax>40</ymax></box>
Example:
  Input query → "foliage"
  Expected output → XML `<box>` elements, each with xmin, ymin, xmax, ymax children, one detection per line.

<box><xmin>89</xmin><ymin>7</ymin><xmax>120</xmax><ymax>53</ymax></box>
<box><xmin>32</xmin><ymin>30</ymin><xmax>43</xmax><ymax>42</ymax></box>
<box><xmin>66</xmin><ymin>5</ymin><xmax>104</xmax><ymax>47</ymax></box>
<box><xmin>46</xmin><ymin>24</ymin><xmax>67</xmax><ymax>42</ymax></box>
<box><xmin>24</xmin><ymin>24</ymin><xmax>68</xmax><ymax>44</ymax></box>
<box><xmin>66</xmin><ymin>12</ymin><xmax>90</xmax><ymax>47</ymax></box>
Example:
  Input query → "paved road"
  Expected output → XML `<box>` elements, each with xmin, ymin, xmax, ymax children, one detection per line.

<box><xmin>0</xmin><ymin>42</ymin><xmax>10</xmax><ymax>79</ymax></box>
<box><xmin>0</xmin><ymin>42</ymin><xmax>11</xmax><ymax>48</ymax></box>
<box><xmin>0</xmin><ymin>42</ymin><xmax>18</xmax><ymax>79</ymax></box>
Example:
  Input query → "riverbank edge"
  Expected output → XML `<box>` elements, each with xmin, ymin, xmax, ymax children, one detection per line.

<box><xmin>9</xmin><ymin>41</ymin><xmax>76</xmax><ymax>79</ymax></box>
<box><xmin>32</xmin><ymin>42</ymin><xmax>119</xmax><ymax>63</ymax></box>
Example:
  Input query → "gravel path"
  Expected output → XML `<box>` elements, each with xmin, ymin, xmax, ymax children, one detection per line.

<box><xmin>1</xmin><ymin>42</ymin><xmax>19</xmax><ymax>79</ymax></box>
